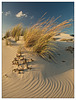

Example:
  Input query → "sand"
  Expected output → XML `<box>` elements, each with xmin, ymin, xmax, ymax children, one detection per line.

<box><xmin>2</xmin><ymin>35</ymin><xmax>74</xmax><ymax>98</ymax></box>
<box><xmin>53</xmin><ymin>33</ymin><xmax>74</xmax><ymax>41</ymax></box>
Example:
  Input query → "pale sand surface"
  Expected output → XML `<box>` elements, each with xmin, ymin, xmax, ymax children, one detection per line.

<box><xmin>2</xmin><ymin>36</ymin><xmax>74</xmax><ymax>98</ymax></box>
<box><xmin>53</xmin><ymin>33</ymin><xmax>74</xmax><ymax>41</ymax></box>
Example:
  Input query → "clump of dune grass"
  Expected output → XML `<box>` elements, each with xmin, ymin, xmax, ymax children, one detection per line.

<box><xmin>24</xmin><ymin>28</ymin><xmax>44</xmax><ymax>47</ymax></box>
<box><xmin>11</xmin><ymin>24</ymin><xmax>22</xmax><ymax>39</ymax></box>
<box><xmin>23</xmin><ymin>13</ymin><xmax>72</xmax><ymax>61</ymax></box>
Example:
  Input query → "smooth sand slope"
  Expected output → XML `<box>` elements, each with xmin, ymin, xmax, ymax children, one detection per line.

<box><xmin>2</xmin><ymin>36</ymin><xmax>74</xmax><ymax>98</ymax></box>
<box><xmin>53</xmin><ymin>33</ymin><xmax>74</xmax><ymax>41</ymax></box>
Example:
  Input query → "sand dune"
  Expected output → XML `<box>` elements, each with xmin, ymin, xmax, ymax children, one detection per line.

<box><xmin>53</xmin><ymin>33</ymin><xmax>74</xmax><ymax>41</ymax></box>
<box><xmin>2</xmin><ymin>36</ymin><xmax>74</xmax><ymax>98</ymax></box>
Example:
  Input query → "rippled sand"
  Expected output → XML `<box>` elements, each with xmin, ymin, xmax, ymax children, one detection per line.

<box><xmin>2</xmin><ymin>37</ymin><xmax>74</xmax><ymax>98</ymax></box>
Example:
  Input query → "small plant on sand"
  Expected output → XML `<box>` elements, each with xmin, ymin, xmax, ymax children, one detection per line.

<box><xmin>6</xmin><ymin>39</ymin><xmax>8</xmax><ymax>45</ymax></box>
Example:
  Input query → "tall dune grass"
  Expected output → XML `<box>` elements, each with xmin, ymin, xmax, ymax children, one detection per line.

<box><xmin>4</xmin><ymin>13</ymin><xmax>72</xmax><ymax>61</ymax></box>
<box><xmin>11</xmin><ymin>24</ymin><xmax>22</xmax><ymax>41</ymax></box>
<box><xmin>24</xmin><ymin>13</ymin><xmax>72</xmax><ymax>61</ymax></box>
<box><xmin>24</xmin><ymin>28</ymin><xmax>44</xmax><ymax>47</ymax></box>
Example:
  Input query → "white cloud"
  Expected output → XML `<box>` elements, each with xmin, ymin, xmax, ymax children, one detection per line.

<box><xmin>30</xmin><ymin>16</ymin><xmax>34</xmax><ymax>19</ymax></box>
<box><xmin>5</xmin><ymin>11</ymin><xmax>11</xmax><ymax>16</ymax></box>
<box><xmin>16</xmin><ymin>11</ymin><xmax>27</xmax><ymax>18</ymax></box>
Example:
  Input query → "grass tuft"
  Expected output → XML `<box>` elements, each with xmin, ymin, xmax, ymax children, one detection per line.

<box><xmin>11</xmin><ymin>24</ymin><xmax>22</xmax><ymax>39</ymax></box>
<box><xmin>23</xmin><ymin>14</ymin><xmax>72</xmax><ymax>61</ymax></box>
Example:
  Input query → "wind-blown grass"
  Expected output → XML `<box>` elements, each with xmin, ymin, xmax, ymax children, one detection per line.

<box><xmin>4</xmin><ymin>13</ymin><xmax>72</xmax><ymax>61</ymax></box>
<box><xmin>24</xmin><ymin>28</ymin><xmax>43</xmax><ymax>47</ymax></box>
<box><xmin>11</xmin><ymin>24</ymin><xmax>22</xmax><ymax>41</ymax></box>
<box><xmin>24</xmin><ymin>13</ymin><xmax>72</xmax><ymax>61</ymax></box>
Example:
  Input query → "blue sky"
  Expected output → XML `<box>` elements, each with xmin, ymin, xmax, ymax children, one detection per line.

<box><xmin>2</xmin><ymin>2</ymin><xmax>74</xmax><ymax>35</ymax></box>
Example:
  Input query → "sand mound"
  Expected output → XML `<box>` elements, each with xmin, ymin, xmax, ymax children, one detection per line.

<box><xmin>53</xmin><ymin>33</ymin><xmax>74</xmax><ymax>41</ymax></box>
<box><xmin>2</xmin><ymin>37</ymin><xmax>74</xmax><ymax>98</ymax></box>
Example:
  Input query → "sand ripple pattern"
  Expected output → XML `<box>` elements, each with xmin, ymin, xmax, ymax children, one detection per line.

<box><xmin>2</xmin><ymin>71</ymin><xmax>74</xmax><ymax>98</ymax></box>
